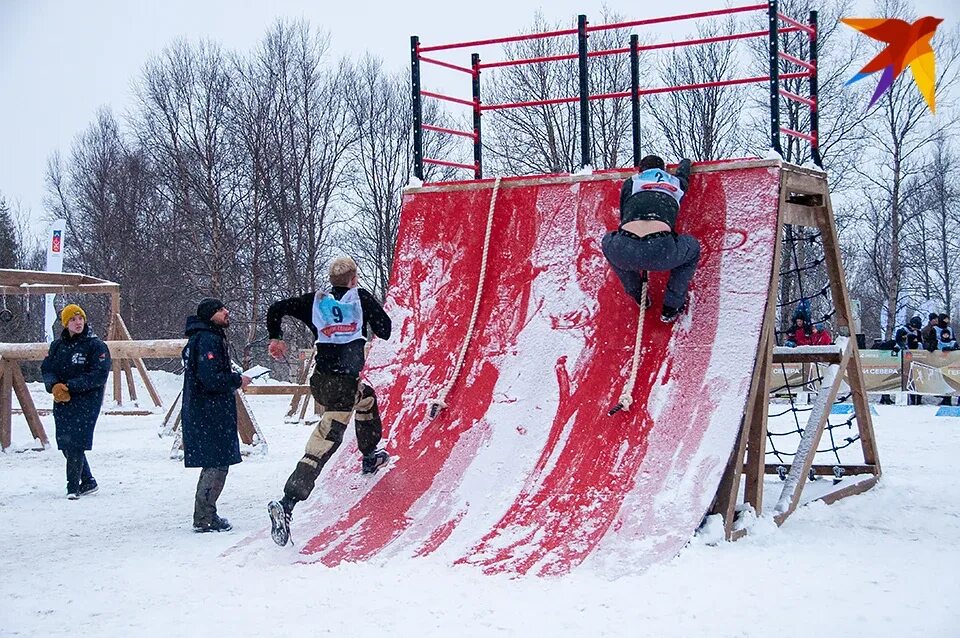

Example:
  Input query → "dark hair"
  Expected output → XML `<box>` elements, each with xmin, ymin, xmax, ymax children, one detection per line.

<box><xmin>942</xmin><ymin>329</ymin><xmax>953</xmax><ymax>339</ymax></box>
<box><xmin>639</xmin><ymin>155</ymin><xmax>665</xmax><ymax>171</ymax></box>
<box><xmin>939</xmin><ymin>313</ymin><xmax>950</xmax><ymax>321</ymax></box>
<box><xmin>909</xmin><ymin>316</ymin><xmax>923</xmax><ymax>329</ymax></box>
<box><xmin>929</xmin><ymin>312</ymin><xmax>939</xmax><ymax>321</ymax></box>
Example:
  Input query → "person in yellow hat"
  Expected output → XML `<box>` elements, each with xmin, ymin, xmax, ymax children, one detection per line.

<box><xmin>40</xmin><ymin>303</ymin><xmax>112</xmax><ymax>499</ymax></box>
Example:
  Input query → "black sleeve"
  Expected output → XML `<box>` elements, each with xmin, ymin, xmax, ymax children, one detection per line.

<box><xmin>266</xmin><ymin>292</ymin><xmax>315</xmax><ymax>339</ymax></box>
<box><xmin>619</xmin><ymin>177</ymin><xmax>632</xmax><ymax>213</ymax></box>
<box><xmin>675</xmin><ymin>159</ymin><xmax>692</xmax><ymax>192</ymax></box>
<box><xmin>358</xmin><ymin>288</ymin><xmax>392</xmax><ymax>340</ymax></box>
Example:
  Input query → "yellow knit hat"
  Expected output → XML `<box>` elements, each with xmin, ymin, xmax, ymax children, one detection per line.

<box><xmin>60</xmin><ymin>304</ymin><xmax>86</xmax><ymax>326</ymax></box>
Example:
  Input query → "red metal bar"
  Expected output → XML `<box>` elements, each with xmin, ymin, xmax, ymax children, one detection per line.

<box><xmin>419</xmin><ymin>27</ymin><xmax>579</xmax><ymax>53</ymax></box>
<box><xmin>481</xmin><ymin>72</ymin><xmax>812</xmax><ymax>112</ymax></box>
<box><xmin>423</xmin><ymin>157</ymin><xmax>478</xmax><ymax>171</ymax></box>
<box><xmin>422</xmin><ymin>124</ymin><xmax>477</xmax><ymax>140</ymax></box>
<box><xmin>778</xmin><ymin>51</ymin><xmax>814</xmax><ymax>71</ymax></box>
<box><xmin>588</xmin><ymin>4</ymin><xmax>766</xmax><ymax>32</ymax></box>
<box><xmin>480</xmin><ymin>95</ymin><xmax>580</xmax><ymax>111</ymax></box>
<box><xmin>421</xmin><ymin>90</ymin><xmax>476</xmax><ymax>108</ymax></box>
<box><xmin>479</xmin><ymin>52</ymin><xmax>578</xmax><ymax>70</ymax></box>
<box><xmin>778</xmin><ymin>13</ymin><xmax>816</xmax><ymax>36</ymax></box>
<box><xmin>780</xmin><ymin>127</ymin><xmax>816</xmax><ymax>142</ymax></box>
<box><xmin>419</xmin><ymin>55</ymin><xmax>474</xmax><ymax>75</ymax></box>
<box><xmin>779</xmin><ymin>88</ymin><xmax>816</xmax><ymax>108</ymax></box>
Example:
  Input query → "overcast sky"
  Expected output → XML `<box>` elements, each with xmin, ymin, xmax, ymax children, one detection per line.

<box><xmin>2</xmin><ymin>0</ymin><xmax>957</xmax><ymax>236</ymax></box>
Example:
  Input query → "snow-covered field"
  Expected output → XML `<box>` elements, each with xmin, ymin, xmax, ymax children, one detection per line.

<box><xmin>1</xmin><ymin>373</ymin><xmax>958</xmax><ymax>637</ymax></box>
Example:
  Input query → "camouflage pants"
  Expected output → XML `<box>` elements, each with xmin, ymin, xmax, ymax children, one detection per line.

<box><xmin>282</xmin><ymin>373</ymin><xmax>383</xmax><ymax>503</ymax></box>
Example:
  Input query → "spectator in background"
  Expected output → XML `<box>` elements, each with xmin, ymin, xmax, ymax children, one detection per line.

<box><xmin>922</xmin><ymin>312</ymin><xmax>940</xmax><ymax>352</ymax></box>
<box><xmin>810</xmin><ymin>322</ymin><xmax>833</xmax><ymax>345</ymax></box>
<box><xmin>893</xmin><ymin>315</ymin><xmax>923</xmax><ymax>353</ymax></box>
<box><xmin>785</xmin><ymin>316</ymin><xmax>811</xmax><ymax>347</ymax></box>
<box><xmin>938</xmin><ymin>328</ymin><xmax>958</xmax><ymax>351</ymax></box>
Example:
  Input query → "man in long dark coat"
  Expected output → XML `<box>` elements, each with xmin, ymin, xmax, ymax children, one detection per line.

<box><xmin>181</xmin><ymin>298</ymin><xmax>251</xmax><ymax>532</ymax></box>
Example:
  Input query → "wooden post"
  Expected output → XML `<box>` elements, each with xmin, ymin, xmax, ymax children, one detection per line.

<box><xmin>115</xmin><ymin>314</ymin><xmax>163</xmax><ymax>407</ymax></box>
<box><xmin>10</xmin><ymin>363</ymin><xmax>48</xmax><ymax>447</ymax></box>
<box><xmin>0</xmin><ymin>362</ymin><xmax>11</xmax><ymax>451</ymax></box>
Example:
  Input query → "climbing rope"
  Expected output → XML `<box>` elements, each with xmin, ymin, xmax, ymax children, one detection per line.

<box><xmin>609</xmin><ymin>277</ymin><xmax>648</xmax><ymax>416</ymax></box>
<box><xmin>428</xmin><ymin>176</ymin><xmax>502</xmax><ymax>419</ymax></box>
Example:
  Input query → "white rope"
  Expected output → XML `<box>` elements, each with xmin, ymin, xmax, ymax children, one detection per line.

<box><xmin>428</xmin><ymin>177</ymin><xmax>502</xmax><ymax>418</ymax></box>
<box><xmin>609</xmin><ymin>279</ymin><xmax>648</xmax><ymax>415</ymax></box>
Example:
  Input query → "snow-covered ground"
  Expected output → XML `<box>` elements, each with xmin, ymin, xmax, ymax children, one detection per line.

<box><xmin>1</xmin><ymin>373</ymin><xmax>958</xmax><ymax>637</ymax></box>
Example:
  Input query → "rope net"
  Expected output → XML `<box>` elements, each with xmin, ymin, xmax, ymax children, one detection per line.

<box><xmin>768</xmin><ymin>224</ymin><xmax>862</xmax><ymax>481</ymax></box>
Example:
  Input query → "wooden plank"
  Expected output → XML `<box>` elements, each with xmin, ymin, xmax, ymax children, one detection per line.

<box><xmin>235</xmin><ymin>393</ymin><xmax>256</xmax><ymax>445</ymax></box>
<box><xmin>243</xmin><ymin>385</ymin><xmax>312</xmax><ymax>395</ymax></box>
<box><xmin>781</xmin><ymin>202</ymin><xmax>824</xmax><ymax>227</ymax></box>
<box><xmin>10</xmin><ymin>363</ymin><xmax>48</xmax><ymax>446</ymax></box>
<box><xmin>122</xmin><ymin>361</ymin><xmax>138</xmax><ymax>402</ymax></box>
<box><xmin>0</xmin><ymin>362</ymin><xmax>11</xmax><ymax>450</ymax></box>
<box><xmin>773</xmin><ymin>337</ymin><xmax>854</xmax><ymax>521</ymax></box>
<box><xmin>772</xmin><ymin>350</ymin><xmax>843</xmax><ymax>364</ymax></box>
<box><xmin>102</xmin><ymin>409</ymin><xmax>154</xmax><ymax>416</ymax></box>
<box><xmin>161</xmin><ymin>391</ymin><xmax>183</xmax><ymax>436</ymax></box>
<box><xmin>114</xmin><ymin>314</ymin><xmax>163</xmax><ymax>407</ymax></box>
<box><xmin>0</xmin><ymin>339</ymin><xmax>187</xmax><ymax>360</ymax></box>
<box><xmin>782</xmin><ymin>169</ymin><xmax>828</xmax><ymax>197</ymax></box>
<box><xmin>0</xmin><ymin>284</ymin><xmax>121</xmax><ymax>295</ymax></box>
<box><xmin>773</xmin><ymin>476</ymin><xmax>879</xmax><ymax>526</ymax></box>
<box><xmin>0</xmin><ymin>268</ymin><xmax>118</xmax><ymax>287</ymax></box>
<box><xmin>763</xmin><ymin>463</ymin><xmax>877</xmax><ymax>476</ymax></box>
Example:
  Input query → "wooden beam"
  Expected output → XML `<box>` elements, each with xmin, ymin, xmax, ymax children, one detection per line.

<box><xmin>0</xmin><ymin>339</ymin><xmax>187</xmax><ymax>360</ymax></box>
<box><xmin>0</xmin><ymin>284</ymin><xmax>120</xmax><ymax>296</ymax></box>
<box><xmin>772</xmin><ymin>348</ymin><xmax>843</xmax><ymax>364</ymax></box>
<box><xmin>781</xmin><ymin>202</ymin><xmax>824</xmax><ymax>227</ymax></box>
<box><xmin>10</xmin><ymin>363</ymin><xmax>48</xmax><ymax>446</ymax></box>
<box><xmin>763</xmin><ymin>463</ymin><xmax>878</xmax><ymax>476</ymax></box>
<box><xmin>0</xmin><ymin>268</ymin><xmax>116</xmax><ymax>287</ymax></box>
<box><xmin>243</xmin><ymin>385</ymin><xmax>312</xmax><ymax>395</ymax></box>
<box><xmin>114</xmin><ymin>314</ymin><xmax>163</xmax><ymax>407</ymax></box>
<box><xmin>782</xmin><ymin>169</ymin><xmax>828</xmax><ymax>197</ymax></box>
<box><xmin>0</xmin><ymin>362</ymin><xmax>11</xmax><ymax>450</ymax></box>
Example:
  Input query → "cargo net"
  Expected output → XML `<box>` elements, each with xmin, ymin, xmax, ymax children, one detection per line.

<box><xmin>768</xmin><ymin>225</ymin><xmax>861</xmax><ymax>482</ymax></box>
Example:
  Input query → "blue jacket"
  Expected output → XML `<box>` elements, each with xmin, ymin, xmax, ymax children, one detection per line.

<box><xmin>181</xmin><ymin>316</ymin><xmax>242</xmax><ymax>468</ymax></box>
<box><xmin>40</xmin><ymin>326</ymin><xmax>111</xmax><ymax>450</ymax></box>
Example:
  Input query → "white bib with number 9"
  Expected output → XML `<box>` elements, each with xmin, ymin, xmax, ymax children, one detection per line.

<box><xmin>312</xmin><ymin>288</ymin><xmax>365</xmax><ymax>344</ymax></box>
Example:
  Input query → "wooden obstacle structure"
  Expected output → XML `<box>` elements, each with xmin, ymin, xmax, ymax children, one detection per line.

<box><xmin>709</xmin><ymin>164</ymin><xmax>881</xmax><ymax>540</ymax></box>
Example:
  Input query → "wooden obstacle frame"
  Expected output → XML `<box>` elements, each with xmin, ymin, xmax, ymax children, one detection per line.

<box><xmin>709</xmin><ymin>163</ymin><xmax>881</xmax><ymax>540</ymax></box>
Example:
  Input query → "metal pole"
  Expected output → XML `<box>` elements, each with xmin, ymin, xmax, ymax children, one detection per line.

<box><xmin>630</xmin><ymin>34</ymin><xmax>641</xmax><ymax>168</ymax></box>
<box><xmin>411</xmin><ymin>35</ymin><xmax>424</xmax><ymax>180</ymax></box>
<box><xmin>472</xmin><ymin>53</ymin><xmax>482</xmax><ymax>179</ymax></box>
<box><xmin>809</xmin><ymin>11</ymin><xmax>823</xmax><ymax>167</ymax></box>
<box><xmin>578</xmin><ymin>14</ymin><xmax>592</xmax><ymax>170</ymax></box>
<box><xmin>768</xmin><ymin>0</ymin><xmax>783</xmax><ymax>156</ymax></box>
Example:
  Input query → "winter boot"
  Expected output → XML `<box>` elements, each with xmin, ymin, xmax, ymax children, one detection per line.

<box><xmin>79</xmin><ymin>479</ymin><xmax>99</xmax><ymax>497</ymax></box>
<box><xmin>361</xmin><ymin>449</ymin><xmax>389</xmax><ymax>474</ymax></box>
<box><xmin>193</xmin><ymin>515</ymin><xmax>232</xmax><ymax>533</ymax></box>
<box><xmin>661</xmin><ymin>301</ymin><xmax>686</xmax><ymax>324</ymax></box>
<box><xmin>268</xmin><ymin>498</ymin><xmax>294</xmax><ymax>546</ymax></box>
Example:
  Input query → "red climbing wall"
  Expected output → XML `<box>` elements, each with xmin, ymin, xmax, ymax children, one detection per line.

<box><xmin>235</xmin><ymin>161</ymin><xmax>783</xmax><ymax>577</ymax></box>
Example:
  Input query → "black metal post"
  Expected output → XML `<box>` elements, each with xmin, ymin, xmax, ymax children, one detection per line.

<box><xmin>472</xmin><ymin>53</ymin><xmax>483</xmax><ymax>179</ymax></box>
<box><xmin>809</xmin><ymin>11</ymin><xmax>823</xmax><ymax>167</ymax></box>
<box><xmin>578</xmin><ymin>14</ymin><xmax>592</xmax><ymax>170</ymax></box>
<box><xmin>411</xmin><ymin>35</ymin><xmax>424</xmax><ymax>181</ymax></box>
<box><xmin>767</xmin><ymin>0</ymin><xmax>782</xmax><ymax>156</ymax></box>
<box><xmin>630</xmin><ymin>34</ymin><xmax>641</xmax><ymax>168</ymax></box>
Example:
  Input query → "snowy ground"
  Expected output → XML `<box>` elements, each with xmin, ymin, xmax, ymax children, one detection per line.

<box><xmin>1</xmin><ymin>374</ymin><xmax>958</xmax><ymax>637</ymax></box>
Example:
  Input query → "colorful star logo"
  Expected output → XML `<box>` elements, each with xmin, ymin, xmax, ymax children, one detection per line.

<box><xmin>842</xmin><ymin>16</ymin><xmax>943</xmax><ymax>113</ymax></box>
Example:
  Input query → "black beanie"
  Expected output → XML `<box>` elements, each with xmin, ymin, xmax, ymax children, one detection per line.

<box><xmin>197</xmin><ymin>298</ymin><xmax>225</xmax><ymax>322</ymax></box>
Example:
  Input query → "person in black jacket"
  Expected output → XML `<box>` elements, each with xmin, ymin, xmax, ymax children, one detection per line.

<box><xmin>41</xmin><ymin>304</ymin><xmax>111</xmax><ymax>499</ymax></box>
<box><xmin>601</xmin><ymin>154</ymin><xmax>699</xmax><ymax>323</ymax></box>
<box><xmin>181</xmin><ymin>298</ymin><xmax>251</xmax><ymax>533</ymax></box>
<box><xmin>265</xmin><ymin>256</ymin><xmax>392</xmax><ymax>546</ymax></box>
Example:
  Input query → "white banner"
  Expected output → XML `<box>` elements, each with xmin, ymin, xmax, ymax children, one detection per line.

<box><xmin>44</xmin><ymin>219</ymin><xmax>66</xmax><ymax>342</ymax></box>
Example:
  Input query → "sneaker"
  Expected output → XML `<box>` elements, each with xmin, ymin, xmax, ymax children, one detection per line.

<box><xmin>79</xmin><ymin>480</ymin><xmax>99</xmax><ymax>497</ymax></box>
<box><xmin>193</xmin><ymin>516</ymin><xmax>232</xmax><ymax>533</ymax></box>
<box><xmin>661</xmin><ymin>302</ymin><xmax>686</xmax><ymax>323</ymax></box>
<box><xmin>361</xmin><ymin>449</ymin><xmax>389</xmax><ymax>474</ymax></box>
<box><xmin>268</xmin><ymin>500</ymin><xmax>292</xmax><ymax>546</ymax></box>
<box><xmin>66</xmin><ymin>489</ymin><xmax>80</xmax><ymax>500</ymax></box>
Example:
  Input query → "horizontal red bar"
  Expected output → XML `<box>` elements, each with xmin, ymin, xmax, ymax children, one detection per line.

<box><xmin>423</xmin><ymin>124</ymin><xmax>477</xmax><ymax>140</ymax></box>
<box><xmin>778</xmin><ymin>51</ymin><xmax>814</xmax><ymax>71</ymax></box>
<box><xmin>588</xmin><ymin>4</ymin><xmax>766</xmax><ymax>32</ymax></box>
<box><xmin>481</xmin><ymin>95</ymin><xmax>579</xmax><ymax>111</ymax></box>
<box><xmin>479</xmin><ymin>52</ymin><xmax>578</xmax><ymax>70</ymax></box>
<box><xmin>779</xmin><ymin>88</ymin><xmax>816</xmax><ymax>108</ymax></box>
<box><xmin>419</xmin><ymin>55</ymin><xmax>474</xmax><ymax>75</ymax></box>
<box><xmin>420</xmin><ymin>27</ymin><xmax>578</xmax><ymax>53</ymax></box>
<box><xmin>778</xmin><ymin>13</ymin><xmax>815</xmax><ymax>36</ymax></box>
<box><xmin>781</xmin><ymin>127</ymin><xmax>816</xmax><ymax>142</ymax></box>
<box><xmin>421</xmin><ymin>90</ymin><xmax>476</xmax><ymax>108</ymax></box>
<box><xmin>423</xmin><ymin>157</ymin><xmax>478</xmax><ymax>171</ymax></box>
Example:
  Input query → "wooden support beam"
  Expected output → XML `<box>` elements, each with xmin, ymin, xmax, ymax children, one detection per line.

<box><xmin>243</xmin><ymin>385</ymin><xmax>312</xmax><ymax>395</ymax></box>
<box><xmin>114</xmin><ymin>314</ymin><xmax>163</xmax><ymax>407</ymax></box>
<box><xmin>0</xmin><ymin>362</ymin><xmax>11</xmax><ymax>450</ymax></box>
<box><xmin>0</xmin><ymin>339</ymin><xmax>187</xmax><ymax>360</ymax></box>
<box><xmin>0</xmin><ymin>268</ymin><xmax>117</xmax><ymax>287</ymax></box>
<box><xmin>10</xmin><ymin>363</ymin><xmax>48</xmax><ymax>446</ymax></box>
<box><xmin>781</xmin><ymin>169</ymin><xmax>828</xmax><ymax>197</ymax></box>
<box><xmin>0</xmin><ymin>284</ymin><xmax>121</xmax><ymax>296</ymax></box>
<box><xmin>781</xmin><ymin>202</ymin><xmax>824</xmax><ymax>227</ymax></box>
<box><xmin>772</xmin><ymin>347</ymin><xmax>843</xmax><ymax>364</ymax></box>
<box><xmin>763</xmin><ymin>463</ymin><xmax>878</xmax><ymax>476</ymax></box>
